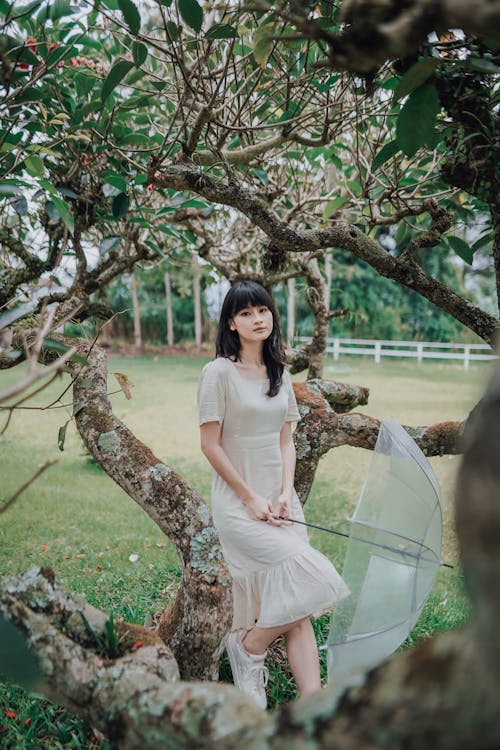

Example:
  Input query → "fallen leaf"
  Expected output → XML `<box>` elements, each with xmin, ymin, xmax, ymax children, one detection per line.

<box><xmin>87</xmin><ymin>568</ymin><xmax>93</xmax><ymax>574</ymax></box>
<box><xmin>113</xmin><ymin>372</ymin><xmax>134</xmax><ymax>400</ymax></box>
<box><xmin>132</xmin><ymin>641</ymin><xmax>144</xmax><ymax>650</ymax></box>
<box><xmin>4</xmin><ymin>711</ymin><xmax>16</xmax><ymax>719</ymax></box>
<box><xmin>128</xmin><ymin>554</ymin><xmax>139</xmax><ymax>563</ymax></box>
<box><xmin>41</xmin><ymin>545</ymin><xmax>48</xmax><ymax>552</ymax></box>
<box><xmin>24</xmin><ymin>718</ymin><xmax>32</xmax><ymax>726</ymax></box>
<box><xmin>75</xmin><ymin>553</ymin><xmax>85</xmax><ymax>558</ymax></box>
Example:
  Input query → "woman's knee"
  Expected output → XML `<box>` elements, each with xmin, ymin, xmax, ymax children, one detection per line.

<box><xmin>287</xmin><ymin>616</ymin><xmax>312</xmax><ymax>635</ymax></box>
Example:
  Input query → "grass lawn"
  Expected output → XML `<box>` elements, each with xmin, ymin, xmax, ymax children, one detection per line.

<box><xmin>0</xmin><ymin>353</ymin><xmax>490</xmax><ymax>745</ymax></box>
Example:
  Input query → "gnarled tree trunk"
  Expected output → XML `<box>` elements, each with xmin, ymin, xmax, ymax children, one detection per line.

<box><xmin>69</xmin><ymin>343</ymin><xmax>232</xmax><ymax>679</ymax></box>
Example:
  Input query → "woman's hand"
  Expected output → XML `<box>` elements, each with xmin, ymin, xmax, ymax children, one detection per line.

<box><xmin>275</xmin><ymin>492</ymin><xmax>293</xmax><ymax>524</ymax></box>
<box><xmin>275</xmin><ymin>492</ymin><xmax>292</xmax><ymax>526</ymax></box>
<box><xmin>244</xmin><ymin>494</ymin><xmax>287</xmax><ymax>526</ymax></box>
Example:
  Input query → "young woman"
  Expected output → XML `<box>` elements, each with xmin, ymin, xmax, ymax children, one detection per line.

<box><xmin>198</xmin><ymin>280</ymin><xmax>349</xmax><ymax>709</ymax></box>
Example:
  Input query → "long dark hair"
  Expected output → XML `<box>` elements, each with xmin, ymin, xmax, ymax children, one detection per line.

<box><xmin>215</xmin><ymin>280</ymin><xmax>286</xmax><ymax>397</ymax></box>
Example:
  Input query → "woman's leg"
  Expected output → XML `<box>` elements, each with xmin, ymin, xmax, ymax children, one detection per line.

<box><xmin>283</xmin><ymin>619</ymin><xmax>321</xmax><ymax>695</ymax></box>
<box><xmin>242</xmin><ymin>616</ymin><xmax>321</xmax><ymax>696</ymax></box>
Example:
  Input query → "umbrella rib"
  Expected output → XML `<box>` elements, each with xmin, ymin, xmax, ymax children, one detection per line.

<box><xmin>278</xmin><ymin>516</ymin><xmax>454</xmax><ymax>569</ymax></box>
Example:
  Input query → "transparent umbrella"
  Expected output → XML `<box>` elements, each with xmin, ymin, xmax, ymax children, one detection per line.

<box><xmin>326</xmin><ymin>419</ymin><xmax>444</xmax><ymax>700</ymax></box>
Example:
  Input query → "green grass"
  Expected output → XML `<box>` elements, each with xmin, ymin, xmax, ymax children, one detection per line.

<box><xmin>0</xmin><ymin>354</ymin><xmax>489</xmax><ymax>735</ymax></box>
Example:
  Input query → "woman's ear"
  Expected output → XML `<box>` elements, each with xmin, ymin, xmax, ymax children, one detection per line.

<box><xmin>229</xmin><ymin>319</ymin><xmax>235</xmax><ymax>331</ymax></box>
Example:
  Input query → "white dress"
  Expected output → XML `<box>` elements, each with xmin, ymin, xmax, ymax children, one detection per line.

<box><xmin>198</xmin><ymin>357</ymin><xmax>350</xmax><ymax>631</ymax></box>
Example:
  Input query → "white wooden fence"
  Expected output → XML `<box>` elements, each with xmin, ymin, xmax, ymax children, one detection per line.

<box><xmin>296</xmin><ymin>337</ymin><xmax>497</xmax><ymax>371</ymax></box>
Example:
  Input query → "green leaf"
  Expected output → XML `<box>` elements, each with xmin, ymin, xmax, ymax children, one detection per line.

<box><xmin>448</xmin><ymin>235</ymin><xmax>474</xmax><ymax>264</ymax></box>
<box><xmin>0</xmin><ymin>183</ymin><xmax>22</xmax><ymax>197</ymax></box>
<box><xmin>395</xmin><ymin>83</ymin><xmax>440</xmax><ymax>157</ymax></box>
<box><xmin>472</xmin><ymin>232</ymin><xmax>492</xmax><ymax>252</ymax></box>
<box><xmin>73</xmin><ymin>400</ymin><xmax>86</xmax><ymax>415</ymax></box>
<box><xmin>253</xmin><ymin>22</ymin><xmax>274</xmax><ymax>68</ymax></box>
<box><xmin>395</xmin><ymin>221</ymin><xmax>409</xmax><ymax>246</ymax></box>
<box><xmin>323</xmin><ymin>196</ymin><xmax>347</xmax><ymax>220</ymax></box>
<box><xmin>103</xmin><ymin>172</ymin><xmax>129</xmax><ymax>193</ymax></box>
<box><xmin>44</xmin><ymin>338</ymin><xmax>69</xmax><ymax>355</ymax></box>
<box><xmin>205</xmin><ymin>23</ymin><xmax>238</xmax><ymax>39</ymax></box>
<box><xmin>178</xmin><ymin>0</ymin><xmax>203</xmax><ymax>32</ymax></box>
<box><xmin>468</xmin><ymin>56</ymin><xmax>500</xmax><ymax>75</ymax></box>
<box><xmin>372</xmin><ymin>140</ymin><xmax>399</xmax><ymax>170</ymax></box>
<box><xmin>132</xmin><ymin>40</ymin><xmax>147</xmax><ymax>67</ymax></box>
<box><xmin>100</xmin><ymin>235</ymin><xmax>122</xmax><ymax>254</ymax></box>
<box><xmin>24</xmin><ymin>154</ymin><xmax>44</xmax><ymax>178</ymax></box>
<box><xmin>74</xmin><ymin>72</ymin><xmax>96</xmax><ymax>97</ymax></box>
<box><xmin>58</xmin><ymin>421</ymin><xmax>68</xmax><ymax>451</ymax></box>
<box><xmin>118</xmin><ymin>0</ymin><xmax>141</xmax><ymax>35</ymax></box>
<box><xmin>49</xmin><ymin>195</ymin><xmax>74</xmax><ymax>232</ymax></box>
<box><xmin>50</xmin><ymin>0</ymin><xmax>73</xmax><ymax>21</ymax></box>
<box><xmin>166</xmin><ymin>21</ymin><xmax>180</xmax><ymax>42</ymax></box>
<box><xmin>70</xmin><ymin>352</ymin><xmax>89</xmax><ymax>366</ymax></box>
<box><xmin>112</xmin><ymin>192</ymin><xmax>130</xmax><ymax>218</ymax></box>
<box><xmin>101</xmin><ymin>59</ymin><xmax>135</xmax><ymax>101</ymax></box>
<box><xmin>394</xmin><ymin>59</ymin><xmax>439</xmax><ymax>101</ymax></box>
<box><xmin>252</xmin><ymin>167</ymin><xmax>268</xmax><ymax>185</ymax></box>
<box><xmin>310</xmin><ymin>75</ymin><xmax>340</xmax><ymax>93</ymax></box>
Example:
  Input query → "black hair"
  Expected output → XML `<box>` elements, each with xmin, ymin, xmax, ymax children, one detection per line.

<box><xmin>215</xmin><ymin>280</ymin><xmax>286</xmax><ymax>397</ymax></box>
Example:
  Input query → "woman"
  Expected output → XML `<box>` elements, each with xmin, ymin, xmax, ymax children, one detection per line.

<box><xmin>198</xmin><ymin>280</ymin><xmax>349</xmax><ymax>709</ymax></box>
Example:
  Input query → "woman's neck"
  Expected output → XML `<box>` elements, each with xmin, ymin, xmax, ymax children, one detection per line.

<box><xmin>238</xmin><ymin>342</ymin><xmax>264</xmax><ymax>367</ymax></box>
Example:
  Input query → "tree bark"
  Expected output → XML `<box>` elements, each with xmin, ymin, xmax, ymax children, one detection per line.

<box><xmin>69</xmin><ymin>343</ymin><xmax>232</xmax><ymax>679</ymax></box>
<box><xmin>292</xmin><ymin>378</ymin><xmax>461</xmax><ymax>502</ymax></box>
<box><xmin>491</xmin><ymin>210</ymin><xmax>500</xmax><ymax>316</ymax></box>
<box><xmin>193</xmin><ymin>257</ymin><xmax>202</xmax><ymax>350</ymax></box>
<box><xmin>164</xmin><ymin>271</ymin><xmax>174</xmax><ymax>347</ymax></box>
<box><xmin>305</xmin><ymin>260</ymin><xmax>329</xmax><ymax>380</ymax></box>
<box><xmin>305</xmin><ymin>0</ymin><xmax>500</xmax><ymax>73</ymax></box>
<box><xmin>287</xmin><ymin>277</ymin><xmax>295</xmax><ymax>346</ymax></box>
<box><xmin>324</xmin><ymin>251</ymin><xmax>332</xmax><ymax>308</ymax></box>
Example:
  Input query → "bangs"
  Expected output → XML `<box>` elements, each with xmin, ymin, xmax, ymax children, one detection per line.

<box><xmin>228</xmin><ymin>281</ymin><xmax>274</xmax><ymax>316</ymax></box>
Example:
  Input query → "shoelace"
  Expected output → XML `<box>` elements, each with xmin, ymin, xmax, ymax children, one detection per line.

<box><xmin>248</xmin><ymin>664</ymin><xmax>269</xmax><ymax>689</ymax></box>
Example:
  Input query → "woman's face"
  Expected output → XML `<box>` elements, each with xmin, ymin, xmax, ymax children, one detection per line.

<box><xmin>229</xmin><ymin>304</ymin><xmax>274</xmax><ymax>344</ymax></box>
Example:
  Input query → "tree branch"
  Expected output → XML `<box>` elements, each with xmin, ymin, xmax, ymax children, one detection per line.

<box><xmin>154</xmin><ymin>164</ymin><xmax>499</xmax><ymax>344</ymax></box>
<box><xmin>292</xmin><ymin>379</ymin><xmax>461</xmax><ymax>503</ymax></box>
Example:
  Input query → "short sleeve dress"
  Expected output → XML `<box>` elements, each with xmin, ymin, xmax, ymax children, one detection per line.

<box><xmin>198</xmin><ymin>357</ymin><xmax>350</xmax><ymax>631</ymax></box>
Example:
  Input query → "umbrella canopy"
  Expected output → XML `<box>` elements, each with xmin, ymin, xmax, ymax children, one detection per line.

<box><xmin>327</xmin><ymin>418</ymin><xmax>443</xmax><ymax>699</ymax></box>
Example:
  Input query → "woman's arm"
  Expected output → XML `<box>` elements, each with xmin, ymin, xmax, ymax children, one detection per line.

<box><xmin>200</xmin><ymin>421</ymin><xmax>284</xmax><ymax>525</ymax></box>
<box><xmin>276</xmin><ymin>421</ymin><xmax>296</xmax><ymax>518</ymax></box>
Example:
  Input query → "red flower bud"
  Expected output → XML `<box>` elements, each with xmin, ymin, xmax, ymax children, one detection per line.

<box><xmin>26</xmin><ymin>37</ymin><xmax>37</xmax><ymax>53</ymax></box>
<box><xmin>147</xmin><ymin>183</ymin><xmax>154</xmax><ymax>191</ymax></box>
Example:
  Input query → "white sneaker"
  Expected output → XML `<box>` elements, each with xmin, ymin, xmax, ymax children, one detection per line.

<box><xmin>225</xmin><ymin>631</ymin><xmax>269</xmax><ymax>709</ymax></box>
